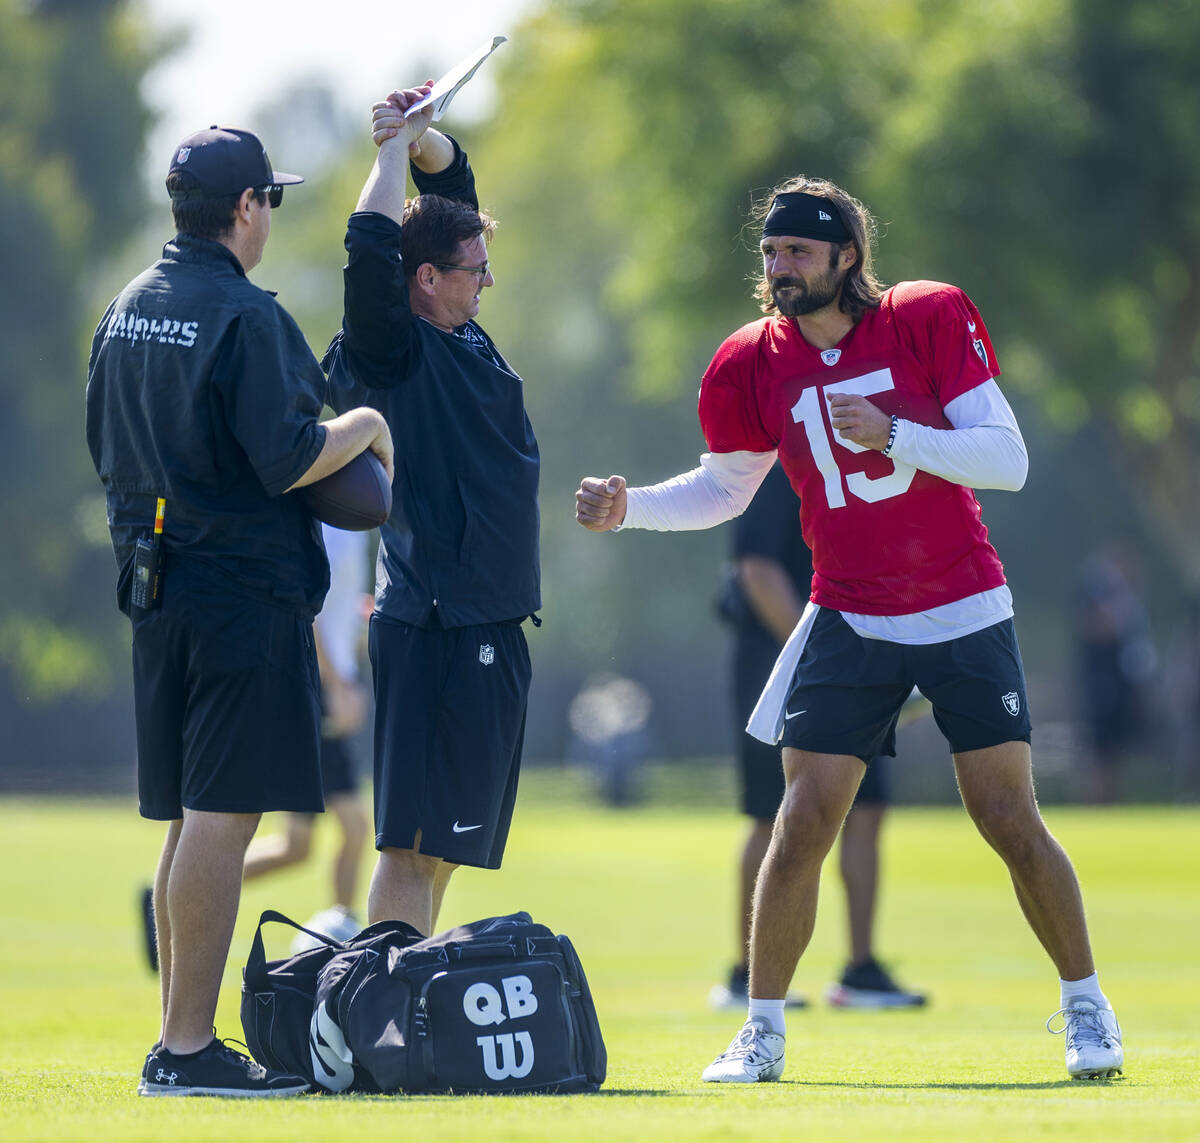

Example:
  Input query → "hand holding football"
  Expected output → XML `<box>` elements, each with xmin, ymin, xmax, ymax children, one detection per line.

<box><xmin>299</xmin><ymin>449</ymin><xmax>392</xmax><ymax>531</ymax></box>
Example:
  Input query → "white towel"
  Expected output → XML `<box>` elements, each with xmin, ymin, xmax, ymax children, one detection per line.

<box><xmin>746</xmin><ymin>602</ymin><xmax>822</xmax><ymax>744</ymax></box>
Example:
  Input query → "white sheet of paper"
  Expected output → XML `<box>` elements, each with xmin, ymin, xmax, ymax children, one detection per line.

<box><xmin>403</xmin><ymin>35</ymin><xmax>508</xmax><ymax>121</ymax></box>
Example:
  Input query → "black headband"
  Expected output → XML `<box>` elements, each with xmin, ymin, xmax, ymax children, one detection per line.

<box><xmin>762</xmin><ymin>192</ymin><xmax>852</xmax><ymax>243</ymax></box>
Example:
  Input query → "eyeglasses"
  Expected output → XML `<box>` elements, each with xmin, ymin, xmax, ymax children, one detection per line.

<box><xmin>258</xmin><ymin>185</ymin><xmax>284</xmax><ymax>208</ymax></box>
<box><xmin>432</xmin><ymin>261</ymin><xmax>489</xmax><ymax>279</ymax></box>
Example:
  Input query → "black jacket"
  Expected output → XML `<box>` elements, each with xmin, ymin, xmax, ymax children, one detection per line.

<box><xmin>322</xmin><ymin>142</ymin><xmax>540</xmax><ymax>628</ymax></box>
<box><xmin>86</xmin><ymin>235</ymin><xmax>329</xmax><ymax>615</ymax></box>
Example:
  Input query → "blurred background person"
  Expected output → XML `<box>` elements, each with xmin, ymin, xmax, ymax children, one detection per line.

<box><xmin>710</xmin><ymin>461</ymin><xmax>926</xmax><ymax>1011</ymax></box>
<box><xmin>565</xmin><ymin>673</ymin><xmax>654</xmax><ymax>808</ymax></box>
<box><xmin>1073</xmin><ymin>543</ymin><xmax>1157</xmax><ymax>804</ymax></box>
<box><xmin>242</xmin><ymin>524</ymin><xmax>372</xmax><ymax>949</ymax></box>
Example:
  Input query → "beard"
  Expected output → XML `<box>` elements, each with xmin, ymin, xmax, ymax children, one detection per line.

<box><xmin>770</xmin><ymin>258</ymin><xmax>847</xmax><ymax>317</ymax></box>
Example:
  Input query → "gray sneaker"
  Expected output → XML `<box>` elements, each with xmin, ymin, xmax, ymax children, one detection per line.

<box><xmin>701</xmin><ymin>1018</ymin><xmax>785</xmax><ymax>1083</ymax></box>
<box><xmin>138</xmin><ymin>1038</ymin><xmax>310</xmax><ymax>1098</ymax></box>
<box><xmin>1046</xmin><ymin>1002</ymin><xmax>1124</xmax><ymax>1079</ymax></box>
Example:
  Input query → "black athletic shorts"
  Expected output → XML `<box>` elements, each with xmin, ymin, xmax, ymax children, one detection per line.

<box><xmin>733</xmin><ymin>628</ymin><xmax>890</xmax><ymax>820</ymax></box>
<box><xmin>131</xmin><ymin>560</ymin><xmax>324</xmax><ymax>821</ymax></box>
<box><xmin>294</xmin><ymin>734</ymin><xmax>358</xmax><ymax>821</ymax></box>
<box><xmin>317</xmin><ymin>733</ymin><xmax>358</xmax><ymax>798</ymax></box>
<box><xmin>779</xmin><ymin>609</ymin><xmax>1032</xmax><ymax>763</ymax></box>
<box><xmin>368</xmin><ymin>614</ymin><xmax>532</xmax><ymax>869</ymax></box>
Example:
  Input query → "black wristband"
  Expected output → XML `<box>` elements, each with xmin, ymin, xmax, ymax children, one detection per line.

<box><xmin>881</xmin><ymin>415</ymin><xmax>899</xmax><ymax>457</ymax></box>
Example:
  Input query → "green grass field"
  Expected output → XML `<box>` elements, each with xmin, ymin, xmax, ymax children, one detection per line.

<box><xmin>1</xmin><ymin>767</ymin><xmax>1197</xmax><ymax>1142</ymax></box>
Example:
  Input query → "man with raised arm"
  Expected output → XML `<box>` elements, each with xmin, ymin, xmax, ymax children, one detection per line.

<box><xmin>323</xmin><ymin>86</ymin><xmax>539</xmax><ymax>939</ymax></box>
<box><xmin>575</xmin><ymin>176</ymin><xmax>1123</xmax><ymax>1083</ymax></box>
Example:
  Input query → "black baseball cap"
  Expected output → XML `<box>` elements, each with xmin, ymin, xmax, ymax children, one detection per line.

<box><xmin>166</xmin><ymin>125</ymin><xmax>303</xmax><ymax>201</ymax></box>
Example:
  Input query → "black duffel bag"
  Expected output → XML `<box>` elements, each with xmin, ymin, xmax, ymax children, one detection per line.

<box><xmin>241</xmin><ymin>909</ymin><xmax>606</xmax><ymax>1095</ymax></box>
<box><xmin>240</xmin><ymin>909</ymin><xmax>423</xmax><ymax>1089</ymax></box>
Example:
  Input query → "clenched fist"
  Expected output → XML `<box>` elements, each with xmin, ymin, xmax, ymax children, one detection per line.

<box><xmin>575</xmin><ymin>475</ymin><xmax>627</xmax><ymax>531</ymax></box>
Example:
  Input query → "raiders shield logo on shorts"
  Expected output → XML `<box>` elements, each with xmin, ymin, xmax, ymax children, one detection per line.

<box><xmin>479</xmin><ymin>643</ymin><xmax>495</xmax><ymax>666</ymax></box>
<box><xmin>1002</xmin><ymin>691</ymin><xmax>1020</xmax><ymax>716</ymax></box>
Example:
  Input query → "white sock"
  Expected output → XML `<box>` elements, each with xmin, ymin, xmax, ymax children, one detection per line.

<box><xmin>747</xmin><ymin>998</ymin><xmax>786</xmax><ymax>1036</ymax></box>
<box><xmin>1060</xmin><ymin>972</ymin><xmax>1110</xmax><ymax>1011</ymax></box>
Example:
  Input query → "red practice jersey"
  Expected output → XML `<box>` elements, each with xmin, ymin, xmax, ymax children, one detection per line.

<box><xmin>698</xmin><ymin>280</ymin><xmax>1008</xmax><ymax>615</ymax></box>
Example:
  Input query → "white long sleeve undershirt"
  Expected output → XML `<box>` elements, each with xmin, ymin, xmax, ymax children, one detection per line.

<box><xmin>619</xmin><ymin>450</ymin><xmax>777</xmax><ymax>532</ymax></box>
<box><xmin>620</xmin><ymin>378</ymin><xmax>1026</xmax><ymax>533</ymax></box>
<box><xmin>891</xmin><ymin>379</ymin><xmax>1027</xmax><ymax>490</ymax></box>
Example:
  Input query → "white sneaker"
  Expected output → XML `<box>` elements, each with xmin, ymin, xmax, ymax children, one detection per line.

<box><xmin>1047</xmin><ymin>1001</ymin><xmax>1124</xmax><ymax>1079</ymax></box>
<box><xmin>291</xmin><ymin>905</ymin><xmax>362</xmax><ymax>954</ymax></box>
<box><xmin>701</xmin><ymin>1019</ymin><xmax>785</xmax><ymax>1083</ymax></box>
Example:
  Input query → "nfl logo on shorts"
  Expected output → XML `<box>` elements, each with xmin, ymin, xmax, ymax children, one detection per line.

<box><xmin>479</xmin><ymin>643</ymin><xmax>495</xmax><ymax>666</ymax></box>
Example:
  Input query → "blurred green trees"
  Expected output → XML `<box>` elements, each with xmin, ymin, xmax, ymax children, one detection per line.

<box><xmin>0</xmin><ymin>0</ymin><xmax>153</xmax><ymax>700</ymax></box>
<box><xmin>2</xmin><ymin>0</ymin><xmax>1196</xmax><ymax>778</ymax></box>
<box><xmin>468</xmin><ymin>0</ymin><xmax>1198</xmax><ymax>698</ymax></box>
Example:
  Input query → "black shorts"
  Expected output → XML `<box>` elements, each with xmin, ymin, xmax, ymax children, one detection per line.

<box><xmin>779</xmin><ymin>609</ymin><xmax>1032</xmax><ymax>763</ymax></box>
<box><xmin>131</xmin><ymin>561</ymin><xmax>324</xmax><ymax>821</ymax></box>
<box><xmin>319</xmin><ymin>733</ymin><xmax>359</xmax><ymax>797</ymax></box>
<box><xmin>734</xmin><ymin>629</ymin><xmax>891</xmax><ymax>820</ymax></box>
<box><xmin>369</xmin><ymin>614</ymin><xmax>532</xmax><ymax>869</ymax></box>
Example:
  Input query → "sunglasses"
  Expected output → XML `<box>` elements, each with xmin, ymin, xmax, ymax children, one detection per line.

<box><xmin>432</xmin><ymin>261</ymin><xmax>490</xmax><ymax>279</ymax></box>
<box><xmin>258</xmin><ymin>184</ymin><xmax>284</xmax><ymax>208</ymax></box>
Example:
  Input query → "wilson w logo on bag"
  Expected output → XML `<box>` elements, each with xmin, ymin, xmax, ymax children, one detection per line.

<box><xmin>241</xmin><ymin>910</ymin><xmax>606</xmax><ymax>1095</ymax></box>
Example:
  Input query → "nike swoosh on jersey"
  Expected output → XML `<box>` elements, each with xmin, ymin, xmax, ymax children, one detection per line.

<box><xmin>784</xmin><ymin>709</ymin><xmax>807</xmax><ymax>720</ymax></box>
<box><xmin>452</xmin><ymin>821</ymin><xmax>483</xmax><ymax>833</ymax></box>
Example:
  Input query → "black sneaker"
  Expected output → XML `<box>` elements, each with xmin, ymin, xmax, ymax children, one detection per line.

<box><xmin>708</xmin><ymin>965</ymin><xmax>808</xmax><ymax>1010</ymax></box>
<box><xmin>826</xmin><ymin>957</ymin><xmax>927</xmax><ymax>1009</ymax></box>
<box><xmin>137</xmin><ymin>1038</ymin><xmax>310</xmax><ymax>1098</ymax></box>
<box><xmin>140</xmin><ymin>887</ymin><xmax>158</xmax><ymax>974</ymax></box>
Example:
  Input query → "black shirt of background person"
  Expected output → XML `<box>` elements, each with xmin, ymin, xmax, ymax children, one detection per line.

<box><xmin>718</xmin><ymin>461</ymin><xmax>812</xmax><ymax>645</ymax></box>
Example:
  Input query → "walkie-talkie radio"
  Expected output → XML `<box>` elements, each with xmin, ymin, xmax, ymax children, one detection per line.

<box><xmin>131</xmin><ymin>498</ymin><xmax>166</xmax><ymax>610</ymax></box>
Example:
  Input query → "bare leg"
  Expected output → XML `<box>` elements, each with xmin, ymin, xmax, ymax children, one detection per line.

<box><xmin>327</xmin><ymin>791</ymin><xmax>370</xmax><ymax>909</ymax></box>
<box><xmin>748</xmin><ymin>751</ymin><xmax>864</xmax><ymax>997</ymax></box>
<box><xmin>242</xmin><ymin>815</ymin><xmax>314</xmax><ymax>880</ymax></box>
<box><xmin>839</xmin><ymin>803</ymin><xmax>884</xmax><ymax>966</ymax></box>
<box><xmin>153</xmin><ymin>819</ymin><xmax>183</xmax><ymax>1034</ymax></box>
<box><xmin>368</xmin><ymin>832</ymin><xmax>442</xmax><ymax>935</ymax></box>
<box><xmin>954</xmin><ymin>741</ymin><xmax>1095</xmax><ymax>979</ymax></box>
<box><xmin>737</xmin><ymin>820</ymin><xmax>774</xmax><ymax>970</ymax></box>
<box><xmin>162</xmin><ymin>809</ymin><xmax>261</xmax><ymax>1054</ymax></box>
<box><xmin>430</xmin><ymin>859</ymin><xmax>460</xmax><ymax>934</ymax></box>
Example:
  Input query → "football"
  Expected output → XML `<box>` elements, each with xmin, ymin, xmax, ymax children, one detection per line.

<box><xmin>299</xmin><ymin>449</ymin><xmax>392</xmax><ymax>531</ymax></box>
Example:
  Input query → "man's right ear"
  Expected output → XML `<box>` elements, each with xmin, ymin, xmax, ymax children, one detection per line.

<box><xmin>236</xmin><ymin>187</ymin><xmax>257</xmax><ymax>222</ymax></box>
<box><xmin>413</xmin><ymin>263</ymin><xmax>438</xmax><ymax>295</ymax></box>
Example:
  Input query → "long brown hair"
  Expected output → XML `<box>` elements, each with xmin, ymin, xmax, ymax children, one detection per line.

<box><xmin>750</xmin><ymin>175</ymin><xmax>886</xmax><ymax>319</ymax></box>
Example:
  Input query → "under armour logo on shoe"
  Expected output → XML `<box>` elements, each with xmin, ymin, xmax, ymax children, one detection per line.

<box><xmin>155</xmin><ymin>1068</ymin><xmax>178</xmax><ymax>1085</ymax></box>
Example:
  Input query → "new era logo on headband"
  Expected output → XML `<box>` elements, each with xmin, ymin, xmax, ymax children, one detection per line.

<box><xmin>762</xmin><ymin>192</ymin><xmax>852</xmax><ymax>243</ymax></box>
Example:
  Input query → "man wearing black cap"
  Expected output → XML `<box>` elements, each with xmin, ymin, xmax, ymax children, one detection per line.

<box><xmin>86</xmin><ymin>125</ymin><xmax>392</xmax><ymax>1098</ymax></box>
<box><xmin>575</xmin><ymin>175</ymin><xmax>1123</xmax><ymax>1083</ymax></box>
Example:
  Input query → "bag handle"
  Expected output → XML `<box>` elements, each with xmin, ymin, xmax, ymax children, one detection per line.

<box><xmin>243</xmin><ymin>908</ymin><xmax>342</xmax><ymax>991</ymax></box>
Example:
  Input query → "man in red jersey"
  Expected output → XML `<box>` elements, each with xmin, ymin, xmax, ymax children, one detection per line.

<box><xmin>575</xmin><ymin>176</ymin><xmax>1123</xmax><ymax>1083</ymax></box>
